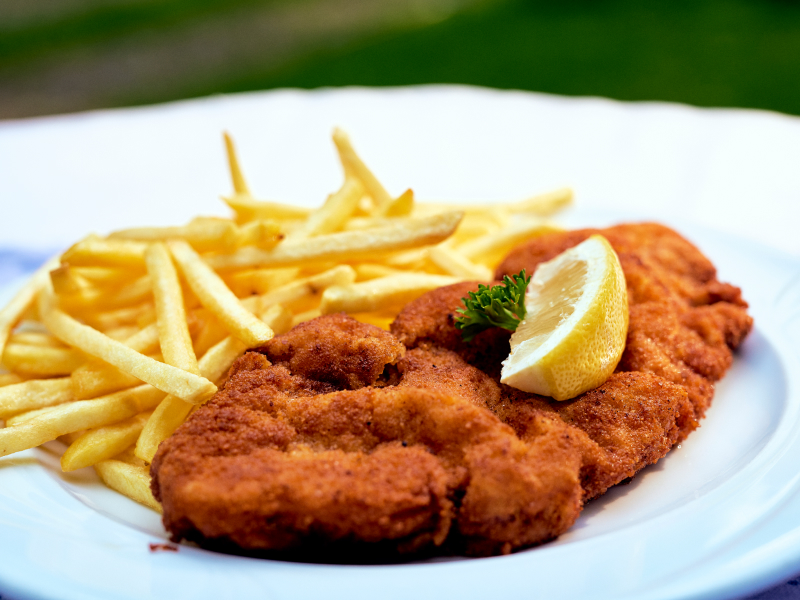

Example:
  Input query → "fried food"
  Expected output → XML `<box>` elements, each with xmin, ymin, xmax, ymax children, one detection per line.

<box><xmin>395</xmin><ymin>346</ymin><xmax>692</xmax><ymax>500</ymax></box>
<box><xmin>256</xmin><ymin>313</ymin><xmax>405</xmax><ymax>390</ymax></box>
<box><xmin>392</xmin><ymin>222</ymin><xmax>750</xmax><ymax>498</ymax></box>
<box><xmin>151</xmin><ymin>222</ymin><xmax>752</xmax><ymax>558</ymax></box>
<box><xmin>151</xmin><ymin>316</ymin><xmax>584</xmax><ymax>556</ymax></box>
<box><xmin>497</xmin><ymin>222</ymin><xmax>752</xmax><ymax>429</ymax></box>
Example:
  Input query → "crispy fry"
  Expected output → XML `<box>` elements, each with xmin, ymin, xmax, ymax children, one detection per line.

<box><xmin>71</xmin><ymin>266</ymin><xmax>131</xmax><ymax>286</ymax></box>
<box><xmin>287</xmin><ymin>178</ymin><xmax>364</xmax><ymax>240</ymax></box>
<box><xmin>0</xmin><ymin>256</ymin><xmax>59</xmax><ymax>364</ymax></box>
<box><xmin>320</xmin><ymin>273</ymin><xmax>460</xmax><ymax>314</ymax></box>
<box><xmin>224</xmin><ymin>131</ymin><xmax>251</xmax><ymax>195</ymax></box>
<box><xmin>0</xmin><ymin>377</ymin><xmax>74</xmax><ymax>419</ymax></box>
<box><xmin>71</xmin><ymin>360</ymin><xmax>142</xmax><ymax>400</ymax></box>
<box><xmin>38</xmin><ymin>289</ymin><xmax>216</xmax><ymax>404</ymax></box>
<box><xmin>103</xmin><ymin>325</ymin><xmax>141</xmax><ymax>341</ymax></box>
<box><xmin>57</xmin><ymin>275</ymin><xmax>152</xmax><ymax>312</ymax></box>
<box><xmin>235</xmin><ymin>219</ymin><xmax>282</xmax><ymax>250</ymax></box>
<box><xmin>291</xmin><ymin>309</ymin><xmax>322</xmax><ymax>327</ymax></box>
<box><xmin>225</xmin><ymin>267</ymin><xmax>300</xmax><ymax>296</ymax></box>
<box><xmin>94</xmin><ymin>460</ymin><xmax>161</xmax><ymax>512</ymax></box>
<box><xmin>510</xmin><ymin>187</ymin><xmax>574</xmax><ymax>215</ymax></box>
<box><xmin>85</xmin><ymin>303</ymin><xmax>155</xmax><ymax>331</ymax></box>
<box><xmin>332</xmin><ymin>127</ymin><xmax>393</xmax><ymax>211</ymax></box>
<box><xmin>50</xmin><ymin>264</ymin><xmax>91</xmax><ymax>295</ymax></box>
<box><xmin>8</xmin><ymin>332</ymin><xmax>66</xmax><ymax>347</ymax></box>
<box><xmin>412</xmin><ymin>187</ymin><xmax>573</xmax><ymax>218</ymax></box>
<box><xmin>2</xmin><ymin>344</ymin><xmax>85</xmax><ymax>377</ymax></box>
<box><xmin>253</xmin><ymin>266</ymin><xmax>356</xmax><ymax>313</ymax></box>
<box><xmin>61</xmin><ymin>238</ymin><xmax>148</xmax><ymax>269</ymax></box>
<box><xmin>168</xmin><ymin>240</ymin><xmax>274</xmax><ymax>348</ymax></box>
<box><xmin>456</xmin><ymin>219</ymin><xmax>562</xmax><ymax>266</ymax></box>
<box><xmin>223</xmin><ymin>194</ymin><xmax>310</xmax><ymax>223</ymax></box>
<box><xmin>146</xmin><ymin>242</ymin><xmax>199</xmax><ymax>374</ymax></box>
<box><xmin>0</xmin><ymin>373</ymin><xmax>23</xmax><ymax>387</ymax></box>
<box><xmin>353</xmin><ymin>264</ymin><xmax>407</xmax><ymax>281</ymax></box>
<box><xmin>110</xmin><ymin>219</ymin><xmax>239</xmax><ymax>253</ymax></box>
<box><xmin>5</xmin><ymin>405</ymin><xmax>59</xmax><ymax>427</ymax></box>
<box><xmin>61</xmin><ymin>411</ymin><xmax>152</xmax><ymax>471</ymax></box>
<box><xmin>428</xmin><ymin>244</ymin><xmax>493</xmax><ymax>280</ymax></box>
<box><xmin>376</xmin><ymin>188</ymin><xmax>414</xmax><ymax>218</ymax></box>
<box><xmin>205</xmin><ymin>212</ymin><xmax>463</xmax><ymax>271</ymax></box>
<box><xmin>0</xmin><ymin>384</ymin><xmax>165</xmax><ymax>458</ymax></box>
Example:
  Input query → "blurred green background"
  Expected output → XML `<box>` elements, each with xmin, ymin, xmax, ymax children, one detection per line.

<box><xmin>2</xmin><ymin>0</ymin><xmax>799</xmax><ymax>119</ymax></box>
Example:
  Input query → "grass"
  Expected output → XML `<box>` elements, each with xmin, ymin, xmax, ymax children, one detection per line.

<box><xmin>221</xmin><ymin>0</ymin><xmax>800</xmax><ymax>116</ymax></box>
<box><xmin>3</xmin><ymin>0</ymin><xmax>800</xmax><ymax>116</ymax></box>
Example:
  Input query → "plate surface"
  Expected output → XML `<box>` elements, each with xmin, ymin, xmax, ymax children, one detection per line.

<box><xmin>1</xmin><ymin>86</ymin><xmax>800</xmax><ymax>600</ymax></box>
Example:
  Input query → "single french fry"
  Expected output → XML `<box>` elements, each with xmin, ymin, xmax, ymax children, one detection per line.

<box><xmin>0</xmin><ymin>377</ymin><xmax>74</xmax><ymax>419</ymax></box>
<box><xmin>61</xmin><ymin>238</ymin><xmax>148</xmax><ymax>268</ymax></box>
<box><xmin>287</xmin><ymin>178</ymin><xmax>364</xmax><ymax>241</ymax></box>
<box><xmin>0</xmin><ymin>373</ymin><xmax>23</xmax><ymax>387</ymax></box>
<box><xmin>0</xmin><ymin>384</ymin><xmax>165</xmax><ymax>458</ymax></box>
<box><xmin>61</xmin><ymin>411</ymin><xmax>152</xmax><ymax>471</ymax></box>
<box><xmin>134</xmin><ymin>396</ymin><xmax>190</xmax><ymax>463</ymax></box>
<box><xmin>146</xmin><ymin>242</ymin><xmax>199</xmax><ymax>374</ymax></box>
<box><xmin>376</xmin><ymin>188</ymin><xmax>414</xmax><ymax>218</ymax></box>
<box><xmin>85</xmin><ymin>303</ymin><xmax>155</xmax><ymax>331</ymax></box>
<box><xmin>224</xmin><ymin>131</ymin><xmax>250</xmax><ymax>195</ymax></box>
<box><xmin>205</xmin><ymin>212</ymin><xmax>463</xmax><ymax>271</ymax></box>
<box><xmin>5</xmin><ymin>405</ymin><xmax>60</xmax><ymax>427</ymax></box>
<box><xmin>0</xmin><ymin>256</ymin><xmax>59</xmax><ymax>365</ymax></box>
<box><xmin>428</xmin><ymin>245</ymin><xmax>493</xmax><ymax>280</ymax></box>
<box><xmin>110</xmin><ymin>219</ymin><xmax>240</xmax><ymax>253</ymax></box>
<box><xmin>320</xmin><ymin>273</ymin><xmax>460</xmax><ymax>315</ymax></box>
<box><xmin>223</xmin><ymin>194</ymin><xmax>311</xmax><ymax>223</ymax></box>
<box><xmin>38</xmin><ymin>289</ymin><xmax>216</xmax><ymax>404</ymax></box>
<box><xmin>353</xmin><ymin>264</ymin><xmax>407</xmax><ymax>281</ymax></box>
<box><xmin>8</xmin><ymin>332</ymin><xmax>66</xmax><ymax>347</ymax></box>
<box><xmin>134</xmin><ymin>304</ymin><xmax>292</xmax><ymax>462</ymax></box>
<box><xmin>103</xmin><ymin>325</ymin><xmax>141</xmax><ymax>341</ymax></box>
<box><xmin>332</xmin><ymin>128</ymin><xmax>393</xmax><ymax>211</ymax></box>
<box><xmin>57</xmin><ymin>275</ymin><xmax>152</xmax><ymax>312</ymax></box>
<box><xmin>235</xmin><ymin>220</ymin><xmax>282</xmax><ymax>250</ymax></box>
<box><xmin>168</xmin><ymin>240</ymin><xmax>273</xmax><ymax>348</ymax></box>
<box><xmin>510</xmin><ymin>187</ymin><xmax>574</xmax><ymax>215</ymax></box>
<box><xmin>412</xmin><ymin>187</ymin><xmax>572</xmax><ymax>218</ymax></box>
<box><xmin>71</xmin><ymin>360</ymin><xmax>142</xmax><ymax>400</ymax></box>
<box><xmin>225</xmin><ymin>267</ymin><xmax>300</xmax><ymax>297</ymax></box>
<box><xmin>2</xmin><ymin>344</ymin><xmax>85</xmax><ymax>377</ymax></box>
<box><xmin>94</xmin><ymin>460</ymin><xmax>161</xmax><ymax>512</ymax></box>
<box><xmin>253</xmin><ymin>266</ymin><xmax>356</xmax><ymax>313</ymax></box>
<box><xmin>71</xmin><ymin>266</ymin><xmax>131</xmax><ymax>286</ymax></box>
<box><xmin>50</xmin><ymin>264</ymin><xmax>91</xmax><ymax>295</ymax></box>
<box><xmin>383</xmin><ymin>247</ymin><xmax>431</xmax><ymax>270</ymax></box>
<box><xmin>292</xmin><ymin>309</ymin><xmax>322</xmax><ymax>327</ymax></box>
<box><xmin>455</xmin><ymin>219</ymin><xmax>562</xmax><ymax>266</ymax></box>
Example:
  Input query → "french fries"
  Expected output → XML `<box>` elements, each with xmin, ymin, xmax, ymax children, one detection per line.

<box><xmin>94</xmin><ymin>459</ymin><xmax>162</xmax><ymax>512</ymax></box>
<box><xmin>0</xmin><ymin>128</ymin><xmax>572</xmax><ymax>514</ymax></box>
<box><xmin>168</xmin><ymin>240</ymin><xmax>274</xmax><ymax>348</ymax></box>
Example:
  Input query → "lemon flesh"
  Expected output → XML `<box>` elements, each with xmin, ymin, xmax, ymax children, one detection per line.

<box><xmin>500</xmin><ymin>234</ymin><xmax>629</xmax><ymax>401</ymax></box>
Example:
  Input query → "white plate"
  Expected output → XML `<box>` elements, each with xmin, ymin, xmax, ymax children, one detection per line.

<box><xmin>1</xmin><ymin>86</ymin><xmax>800</xmax><ymax>600</ymax></box>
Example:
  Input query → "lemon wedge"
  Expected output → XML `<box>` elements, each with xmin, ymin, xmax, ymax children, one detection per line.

<box><xmin>500</xmin><ymin>234</ymin><xmax>628</xmax><ymax>401</ymax></box>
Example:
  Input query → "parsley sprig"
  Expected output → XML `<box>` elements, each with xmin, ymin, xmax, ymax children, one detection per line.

<box><xmin>455</xmin><ymin>270</ymin><xmax>531</xmax><ymax>342</ymax></box>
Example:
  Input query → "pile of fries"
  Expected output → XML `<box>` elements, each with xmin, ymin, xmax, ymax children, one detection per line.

<box><xmin>0</xmin><ymin>128</ymin><xmax>571</xmax><ymax>512</ymax></box>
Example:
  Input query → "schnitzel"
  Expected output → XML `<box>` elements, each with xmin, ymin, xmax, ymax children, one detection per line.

<box><xmin>152</xmin><ymin>323</ymin><xmax>584</xmax><ymax>557</ymax></box>
<box><xmin>151</xmin><ymin>222</ymin><xmax>752</xmax><ymax>557</ymax></box>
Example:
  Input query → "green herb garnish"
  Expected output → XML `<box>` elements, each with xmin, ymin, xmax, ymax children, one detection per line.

<box><xmin>455</xmin><ymin>270</ymin><xmax>531</xmax><ymax>342</ymax></box>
